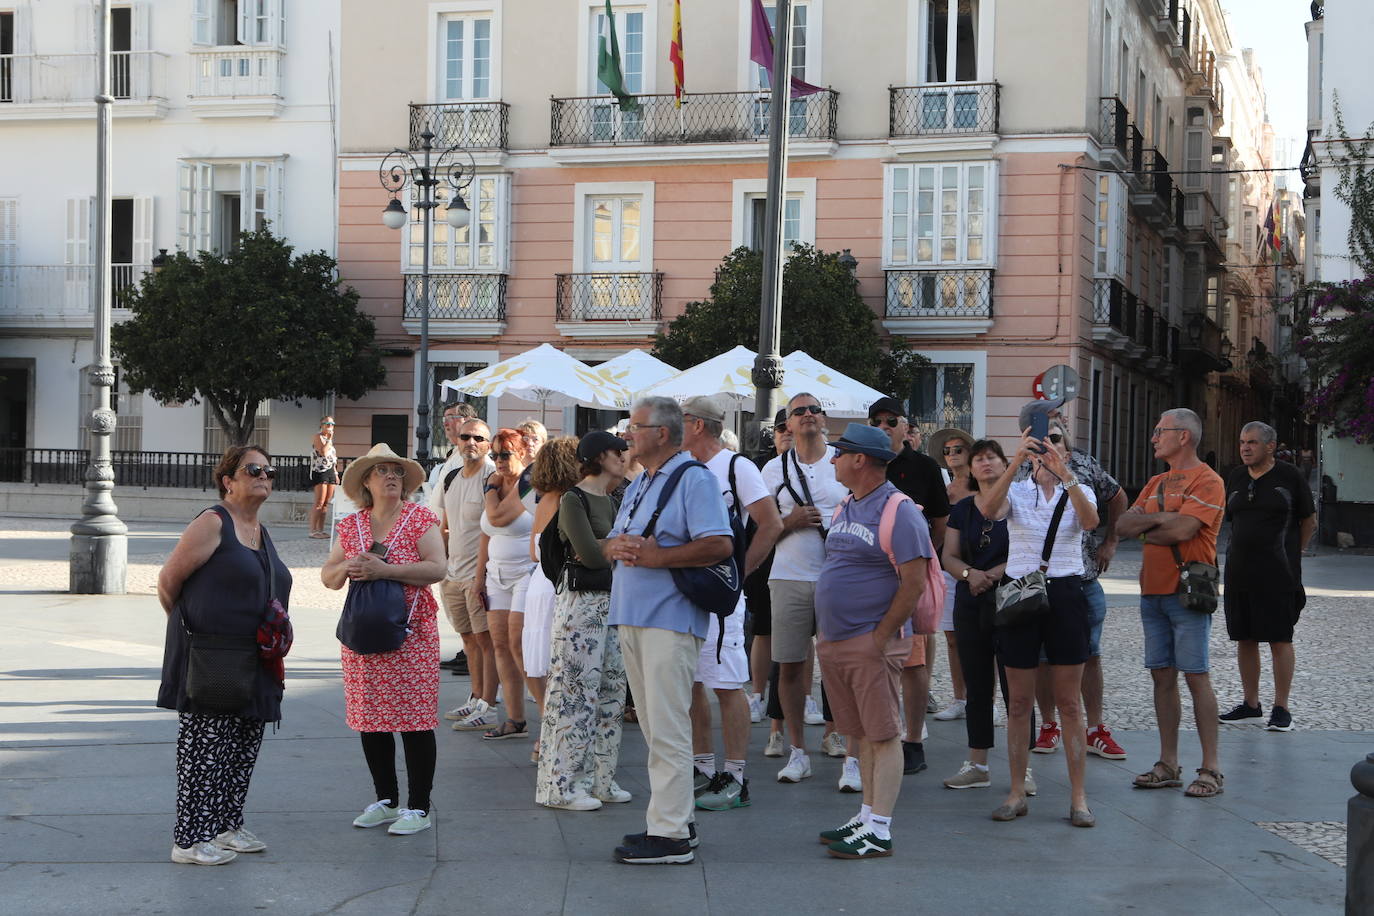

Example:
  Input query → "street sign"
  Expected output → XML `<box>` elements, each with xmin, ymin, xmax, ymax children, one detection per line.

<box><xmin>1032</xmin><ymin>365</ymin><xmax>1080</xmax><ymax>402</ymax></box>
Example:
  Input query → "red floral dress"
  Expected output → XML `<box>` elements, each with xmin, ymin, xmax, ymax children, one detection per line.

<box><xmin>337</xmin><ymin>503</ymin><xmax>441</xmax><ymax>732</ymax></box>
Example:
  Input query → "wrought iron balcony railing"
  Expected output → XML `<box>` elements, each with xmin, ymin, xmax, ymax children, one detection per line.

<box><xmin>888</xmin><ymin>82</ymin><xmax>999</xmax><ymax>136</ymax></box>
<box><xmin>403</xmin><ymin>273</ymin><xmax>507</xmax><ymax>321</ymax></box>
<box><xmin>549</xmin><ymin>90</ymin><xmax>838</xmax><ymax>147</ymax></box>
<box><xmin>885</xmin><ymin>269</ymin><xmax>993</xmax><ymax>319</ymax></box>
<box><xmin>555</xmin><ymin>272</ymin><xmax>663</xmax><ymax>321</ymax></box>
<box><xmin>1098</xmin><ymin>97</ymin><xmax>1129</xmax><ymax>157</ymax></box>
<box><xmin>1127</xmin><ymin>124</ymin><xmax>1144</xmax><ymax>172</ymax></box>
<box><xmin>409</xmin><ymin>101</ymin><xmax>509</xmax><ymax>151</ymax></box>
<box><xmin>1092</xmin><ymin>278</ymin><xmax>1126</xmax><ymax>330</ymax></box>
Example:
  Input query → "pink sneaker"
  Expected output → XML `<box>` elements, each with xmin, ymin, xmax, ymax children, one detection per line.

<box><xmin>1032</xmin><ymin>721</ymin><xmax>1061</xmax><ymax>754</ymax></box>
<box><xmin>1087</xmin><ymin>724</ymin><xmax>1127</xmax><ymax>759</ymax></box>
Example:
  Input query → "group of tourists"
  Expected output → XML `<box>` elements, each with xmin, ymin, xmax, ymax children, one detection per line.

<box><xmin>155</xmin><ymin>385</ymin><xmax>1315</xmax><ymax>865</ymax></box>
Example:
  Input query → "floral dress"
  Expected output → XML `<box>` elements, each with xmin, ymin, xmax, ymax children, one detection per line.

<box><xmin>337</xmin><ymin>503</ymin><xmax>441</xmax><ymax>732</ymax></box>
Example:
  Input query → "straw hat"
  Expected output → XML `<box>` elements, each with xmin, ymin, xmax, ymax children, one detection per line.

<box><xmin>341</xmin><ymin>443</ymin><xmax>425</xmax><ymax>503</ymax></box>
<box><xmin>928</xmin><ymin>427</ymin><xmax>974</xmax><ymax>470</ymax></box>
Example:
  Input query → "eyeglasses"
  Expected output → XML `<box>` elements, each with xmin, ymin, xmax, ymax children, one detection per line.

<box><xmin>870</xmin><ymin>416</ymin><xmax>902</xmax><ymax>428</ymax></box>
<box><xmin>942</xmin><ymin>445</ymin><xmax>965</xmax><ymax>455</ymax></box>
<box><xmin>370</xmin><ymin>464</ymin><xmax>405</xmax><ymax>478</ymax></box>
<box><xmin>321</xmin><ymin>422</ymin><xmax>335</xmax><ymax>426</ymax></box>
<box><xmin>458</xmin><ymin>433</ymin><xmax>488</xmax><ymax>442</ymax></box>
<box><xmin>241</xmin><ymin>463</ymin><xmax>276</xmax><ymax>480</ymax></box>
<box><xmin>625</xmin><ymin>423</ymin><xmax>664</xmax><ymax>434</ymax></box>
<box><xmin>791</xmin><ymin>405</ymin><xmax>824</xmax><ymax>417</ymax></box>
<box><xmin>1047</xmin><ymin>433</ymin><xmax>1064</xmax><ymax>445</ymax></box>
<box><xmin>491</xmin><ymin>451</ymin><xmax>515</xmax><ymax>461</ymax></box>
<box><xmin>978</xmin><ymin>519</ymin><xmax>994</xmax><ymax>550</ymax></box>
<box><xmin>1151</xmin><ymin>427</ymin><xmax>1185</xmax><ymax>439</ymax></box>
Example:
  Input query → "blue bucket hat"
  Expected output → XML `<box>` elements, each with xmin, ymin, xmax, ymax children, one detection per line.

<box><xmin>831</xmin><ymin>422</ymin><xmax>898</xmax><ymax>463</ymax></box>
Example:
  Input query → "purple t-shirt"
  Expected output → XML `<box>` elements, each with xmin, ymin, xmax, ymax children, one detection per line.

<box><xmin>815</xmin><ymin>480</ymin><xmax>934</xmax><ymax>642</ymax></box>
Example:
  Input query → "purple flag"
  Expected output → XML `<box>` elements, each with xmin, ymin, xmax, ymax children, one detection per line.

<box><xmin>749</xmin><ymin>0</ymin><xmax>824</xmax><ymax>98</ymax></box>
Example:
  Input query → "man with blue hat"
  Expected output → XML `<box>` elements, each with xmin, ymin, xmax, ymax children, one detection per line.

<box><xmin>814</xmin><ymin>423</ymin><xmax>934</xmax><ymax>859</ymax></box>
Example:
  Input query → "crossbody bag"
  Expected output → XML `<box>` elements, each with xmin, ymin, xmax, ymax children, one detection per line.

<box><xmin>993</xmin><ymin>490</ymin><xmax>1069</xmax><ymax>628</ymax></box>
<box><xmin>1158</xmin><ymin>486</ymin><xmax>1220</xmax><ymax>613</ymax></box>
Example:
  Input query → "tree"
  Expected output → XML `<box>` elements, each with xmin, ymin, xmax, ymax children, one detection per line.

<box><xmin>1330</xmin><ymin>95</ymin><xmax>1374</xmax><ymax>275</ymax></box>
<box><xmin>1298</xmin><ymin>278</ymin><xmax>1374</xmax><ymax>443</ymax></box>
<box><xmin>652</xmin><ymin>245</ymin><xmax>927</xmax><ymax>399</ymax></box>
<box><xmin>113</xmin><ymin>227</ymin><xmax>386</xmax><ymax>446</ymax></box>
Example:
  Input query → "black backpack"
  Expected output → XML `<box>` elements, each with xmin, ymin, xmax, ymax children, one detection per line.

<box><xmin>538</xmin><ymin>488</ymin><xmax>605</xmax><ymax>590</ymax></box>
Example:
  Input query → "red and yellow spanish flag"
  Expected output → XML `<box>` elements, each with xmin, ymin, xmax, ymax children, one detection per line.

<box><xmin>670</xmin><ymin>0</ymin><xmax>685</xmax><ymax>107</ymax></box>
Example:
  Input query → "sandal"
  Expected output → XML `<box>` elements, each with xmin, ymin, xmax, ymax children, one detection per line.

<box><xmin>482</xmin><ymin>719</ymin><xmax>528</xmax><ymax>741</ymax></box>
<box><xmin>623</xmin><ymin>707</ymin><xmax>638</xmax><ymax>724</ymax></box>
<box><xmin>1132</xmin><ymin>760</ymin><xmax>1183</xmax><ymax>789</ymax></box>
<box><xmin>1185</xmin><ymin>767</ymin><xmax>1225</xmax><ymax>798</ymax></box>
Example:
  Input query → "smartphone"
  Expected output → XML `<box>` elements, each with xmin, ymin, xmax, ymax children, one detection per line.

<box><xmin>1028</xmin><ymin>411</ymin><xmax>1049</xmax><ymax>453</ymax></box>
<box><xmin>367</xmin><ymin>541</ymin><xmax>389</xmax><ymax>560</ymax></box>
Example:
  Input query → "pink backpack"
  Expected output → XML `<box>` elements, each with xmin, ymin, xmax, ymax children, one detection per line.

<box><xmin>832</xmin><ymin>492</ymin><xmax>946</xmax><ymax>635</ymax></box>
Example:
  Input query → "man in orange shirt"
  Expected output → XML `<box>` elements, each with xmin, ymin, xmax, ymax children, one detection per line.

<box><xmin>1115</xmin><ymin>408</ymin><xmax>1226</xmax><ymax>799</ymax></box>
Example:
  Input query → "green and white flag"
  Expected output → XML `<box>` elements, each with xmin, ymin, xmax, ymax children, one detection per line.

<box><xmin>596</xmin><ymin>0</ymin><xmax>639</xmax><ymax>111</ymax></box>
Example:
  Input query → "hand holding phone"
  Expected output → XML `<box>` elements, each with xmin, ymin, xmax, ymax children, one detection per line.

<box><xmin>1028</xmin><ymin>411</ymin><xmax>1049</xmax><ymax>454</ymax></box>
<box><xmin>367</xmin><ymin>541</ymin><xmax>389</xmax><ymax>560</ymax></box>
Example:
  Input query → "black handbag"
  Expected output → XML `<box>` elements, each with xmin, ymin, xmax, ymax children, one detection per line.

<box><xmin>994</xmin><ymin>491</ymin><xmax>1070</xmax><ymax>628</ymax></box>
<box><xmin>181</xmin><ymin>606</ymin><xmax>258</xmax><ymax>714</ymax></box>
<box><xmin>1157</xmin><ymin>487</ymin><xmax>1220</xmax><ymax>613</ymax></box>
<box><xmin>564</xmin><ymin>562</ymin><xmax>613</xmax><ymax>592</ymax></box>
<box><xmin>335</xmin><ymin>507</ymin><xmax>419</xmax><ymax>654</ymax></box>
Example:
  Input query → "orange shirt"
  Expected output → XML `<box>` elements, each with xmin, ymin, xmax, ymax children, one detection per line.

<box><xmin>1131</xmin><ymin>464</ymin><xmax>1225</xmax><ymax>596</ymax></box>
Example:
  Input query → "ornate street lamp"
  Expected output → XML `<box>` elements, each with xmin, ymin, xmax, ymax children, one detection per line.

<box><xmin>378</xmin><ymin>130</ymin><xmax>475</xmax><ymax>464</ymax></box>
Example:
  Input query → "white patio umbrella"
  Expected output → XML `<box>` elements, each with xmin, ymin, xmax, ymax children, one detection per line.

<box><xmin>439</xmin><ymin>343</ymin><xmax>631</xmax><ymax>423</ymax></box>
<box><xmin>639</xmin><ymin>345</ymin><xmax>865</xmax><ymax>416</ymax></box>
<box><xmin>593</xmin><ymin>349</ymin><xmax>679</xmax><ymax>408</ymax></box>
<box><xmin>783</xmin><ymin>350</ymin><xmax>887</xmax><ymax>414</ymax></box>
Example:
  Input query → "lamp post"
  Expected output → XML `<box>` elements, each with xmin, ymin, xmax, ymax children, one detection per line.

<box><xmin>379</xmin><ymin>130</ymin><xmax>475</xmax><ymax>465</ymax></box>
<box><xmin>70</xmin><ymin>0</ymin><xmax>126</xmax><ymax>594</ymax></box>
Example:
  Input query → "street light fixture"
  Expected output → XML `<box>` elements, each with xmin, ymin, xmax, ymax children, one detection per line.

<box><xmin>378</xmin><ymin>129</ymin><xmax>476</xmax><ymax>465</ymax></box>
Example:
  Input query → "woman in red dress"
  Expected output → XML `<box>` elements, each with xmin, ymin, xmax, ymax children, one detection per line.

<box><xmin>322</xmin><ymin>443</ymin><xmax>446</xmax><ymax>836</ymax></box>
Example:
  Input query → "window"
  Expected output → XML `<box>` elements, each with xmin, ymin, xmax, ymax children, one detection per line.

<box><xmin>589</xmin><ymin>196</ymin><xmax>642</xmax><ymax>269</ymax></box>
<box><xmin>438</xmin><ymin>14</ymin><xmax>492</xmax><ymax>100</ymax></box>
<box><xmin>177</xmin><ymin>159</ymin><xmax>283</xmax><ymax>253</ymax></box>
<box><xmin>908</xmin><ymin>362</ymin><xmax>973</xmax><ymax>441</ymax></box>
<box><xmin>754</xmin><ymin>1</ymin><xmax>809</xmax><ymax>89</ymax></box>
<box><xmin>192</xmin><ymin>0</ymin><xmax>283</xmax><ymax>47</ymax></box>
<box><xmin>747</xmin><ymin>196</ymin><xmax>802</xmax><ymax>251</ymax></box>
<box><xmin>590</xmin><ymin>6</ymin><xmax>644</xmax><ymax>95</ymax></box>
<box><xmin>1094</xmin><ymin>174</ymin><xmax>1126</xmax><ymax>278</ymax></box>
<box><xmin>0</xmin><ymin>198</ymin><xmax>16</xmax><ymax>279</ymax></box>
<box><xmin>429</xmin><ymin>361</ymin><xmax>489</xmax><ymax>452</ymax></box>
<box><xmin>406</xmin><ymin>175</ymin><xmax>506</xmax><ymax>272</ymax></box>
<box><xmin>922</xmin><ymin>0</ymin><xmax>978</xmax><ymax>83</ymax></box>
<box><xmin>80</xmin><ymin>365</ymin><xmax>142</xmax><ymax>451</ymax></box>
<box><xmin>733</xmin><ymin>177</ymin><xmax>815</xmax><ymax>253</ymax></box>
<box><xmin>1090</xmin><ymin>365</ymin><xmax>1102</xmax><ymax>462</ymax></box>
<box><xmin>886</xmin><ymin>162</ymin><xmax>993</xmax><ymax>267</ymax></box>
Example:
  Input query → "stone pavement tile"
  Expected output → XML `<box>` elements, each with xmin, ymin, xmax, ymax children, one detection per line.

<box><xmin>417</xmin><ymin>860</ymin><xmax>568</xmax><ymax>916</ymax></box>
<box><xmin>564</xmin><ymin>861</ymin><xmax>708</xmax><ymax>916</ymax></box>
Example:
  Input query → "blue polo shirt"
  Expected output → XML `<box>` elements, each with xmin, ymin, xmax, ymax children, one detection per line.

<box><xmin>608</xmin><ymin>451</ymin><xmax>732</xmax><ymax>639</ymax></box>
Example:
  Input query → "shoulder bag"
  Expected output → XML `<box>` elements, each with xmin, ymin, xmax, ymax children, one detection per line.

<box><xmin>336</xmin><ymin>505</ymin><xmax>421</xmax><ymax>654</ymax></box>
<box><xmin>1158</xmin><ymin>486</ymin><xmax>1220</xmax><ymax>613</ymax></box>
<box><xmin>993</xmin><ymin>490</ymin><xmax>1069</xmax><ymax>628</ymax></box>
<box><xmin>562</xmin><ymin>488</ymin><xmax>613</xmax><ymax>592</ymax></box>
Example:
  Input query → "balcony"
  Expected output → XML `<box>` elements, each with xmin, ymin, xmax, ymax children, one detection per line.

<box><xmin>1178</xmin><ymin>312</ymin><xmax>1229</xmax><ymax>374</ymax></box>
<box><xmin>1097</xmin><ymin>97</ymin><xmax>1129</xmax><ymax>166</ymax></box>
<box><xmin>888</xmin><ymin>82</ymin><xmax>999</xmax><ymax>142</ymax></box>
<box><xmin>0</xmin><ymin>263</ymin><xmax>148</xmax><ymax>331</ymax></box>
<box><xmin>402</xmin><ymin>273</ymin><xmax>507</xmax><ymax>338</ymax></box>
<box><xmin>1170</xmin><ymin>7</ymin><xmax>1193</xmax><ymax>70</ymax></box>
<box><xmin>1132</xmin><ymin>148</ymin><xmax>1174</xmax><ymax>229</ymax></box>
<box><xmin>554</xmin><ymin>272</ymin><xmax>664</xmax><ymax>339</ymax></box>
<box><xmin>409</xmin><ymin>102</ymin><xmax>509</xmax><ymax>152</ymax></box>
<box><xmin>1183</xmin><ymin>188</ymin><xmax>1226</xmax><ymax>259</ymax></box>
<box><xmin>0</xmin><ymin>52</ymin><xmax>168</xmax><ymax>120</ymax></box>
<box><xmin>883</xmin><ymin>269</ymin><xmax>994</xmax><ymax>336</ymax></box>
<box><xmin>187</xmin><ymin>47</ymin><xmax>284</xmax><ymax>118</ymax></box>
<box><xmin>548</xmin><ymin>90</ymin><xmax>838</xmax><ymax>164</ymax></box>
<box><xmin>1091</xmin><ymin>278</ymin><xmax>1132</xmax><ymax>351</ymax></box>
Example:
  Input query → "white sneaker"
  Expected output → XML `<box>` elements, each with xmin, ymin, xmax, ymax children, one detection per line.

<box><xmin>838</xmin><ymin>756</ymin><xmax>862</xmax><ymax>793</ymax></box>
<box><xmin>934</xmin><ymin>699</ymin><xmax>967</xmax><ymax>721</ymax></box>
<box><xmin>444</xmin><ymin>696</ymin><xmax>482</xmax><ymax>721</ymax></box>
<box><xmin>764</xmin><ymin>731</ymin><xmax>786</xmax><ymax>758</ymax></box>
<box><xmin>748</xmin><ymin>693</ymin><xmax>765</xmax><ymax>723</ymax></box>
<box><xmin>821</xmin><ymin>731</ymin><xmax>847</xmax><ymax>758</ymax></box>
<box><xmin>546</xmin><ymin>791</ymin><xmax>602</xmax><ymax>811</ymax></box>
<box><xmin>922</xmin><ymin>722</ymin><xmax>929</xmax><ymax>742</ymax></box>
<box><xmin>453</xmin><ymin>702</ymin><xmax>498</xmax><ymax>731</ymax></box>
<box><xmin>597</xmin><ymin>781</ymin><xmax>632</xmax><ymax>804</ymax></box>
<box><xmin>1024</xmin><ymin>768</ymin><xmax>1037</xmax><ymax>797</ymax></box>
<box><xmin>943</xmin><ymin>761</ymin><xmax>992</xmax><ymax>790</ymax></box>
<box><xmin>803</xmin><ymin>696</ymin><xmax>825</xmax><ymax>726</ymax></box>
<box><xmin>387</xmin><ymin>808</ymin><xmax>433</xmax><ymax>835</ymax></box>
<box><xmin>353</xmin><ymin>800</ymin><xmax>401</xmax><ymax>828</ymax></box>
<box><xmin>993</xmin><ymin>705</ymin><xmax>1007</xmax><ymax>727</ymax></box>
<box><xmin>926</xmin><ymin>694</ymin><xmax>940</xmax><ymax>714</ymax></box>
<box><xmin>212</xmin><ymin>827</ymin><xmax>266</xmax><ymax>853</ymax></box>
<box><xmin>777</xmin><ymin>747</ymin><xmax>812</xmax><ymax>783</ymax></box>
<box><xmin>171</xmin><ymin>841</ymin><xmax>237</xmax><ymax>866</ymax></box>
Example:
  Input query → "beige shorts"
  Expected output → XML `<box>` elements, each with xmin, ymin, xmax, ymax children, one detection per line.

<box><xmin>440</xmin><ymin>577</ymin><xmax>488</xmax><ymax>634</ymax></box>
<box><xmin>768</xmin><ymin>579</ymin><xmax>817</xmax><ymax>664</ymax></box>
<box><xmin>817</xmin><ymin>632</ymin><xmax>912</xmax><ymax>742</ymax></box>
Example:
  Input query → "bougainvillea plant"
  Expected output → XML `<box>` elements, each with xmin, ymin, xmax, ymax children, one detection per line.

<box><xmin>1298</xmin><ymin>277</ymin><xmax>1374</xmax><ymax>443</ymax></box>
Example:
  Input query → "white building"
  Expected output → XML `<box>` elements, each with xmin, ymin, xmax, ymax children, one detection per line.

<box><xmin>0</xmin><ymin>0</ymin><xmax>339</xmax><ymax>459</ymax></box>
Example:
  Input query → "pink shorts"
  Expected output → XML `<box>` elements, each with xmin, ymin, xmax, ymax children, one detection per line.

<box><xmin>816</xmin><ymin>632</ymin><xmax>912</xmax><ymax>741</ymax></box>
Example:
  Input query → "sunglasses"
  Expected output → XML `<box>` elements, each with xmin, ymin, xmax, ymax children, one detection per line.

<box><xmin>371</xmin><ymin>464</ymin><xmax>406</xmax><ymax>478</ymax></box>
<box><xmin>870</xmin><ymin>417</ymin><xmax>902</xmax><ymax>428</ymax></box>
<box><xmin>1247</xmin><ymin>479</ymin><xmax>1256</xmax><ymax>502</ymax></box>
<box><xmin>321</xmin><ymin>422</ymin><xmax>335</xmax><ymax>426</ymax></box>
<box><xmin>241</xmin><ymin>463</ymin><xmax>276</xmax><ymax>480</ymax></box>
<box><xmin>942</xmin><ymin>445</ymin><xmax>965</xmax><ymax>455</ymax></box>
<box><xmin>791</xmin><ymin>405</ymin><xmax>824</xmax><ymax>417</ymax></box>
<box><xmin>1047</xmin><ymin>433</ymin><xmax>1064</xmax><ymax>445</ymax></box>
<box><xmin>458</xmin><ymin>433</ymin><xmax>488</xmax><ymax>442</ymax></box>
<box><xmin>978</xmin><ymin>519</ymin><xmax>994</xmax><ymax>550</ymax></box>
<box><xmin>491</xmin><ymin>451</ymin><xmax>515</xmax><ymax>460</ymax></box>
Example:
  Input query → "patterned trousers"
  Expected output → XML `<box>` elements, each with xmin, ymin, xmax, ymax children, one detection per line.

<box><xmin>534</xmin><ymin>589</ymin><xmax>626</xmax><ymax>806</ymax></box>
<box><xmin>174</xmin><ymin>712</ymin><xmax>265</xmax><ymax>848</ymax></box>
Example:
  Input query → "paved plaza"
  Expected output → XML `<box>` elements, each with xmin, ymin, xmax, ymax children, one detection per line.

<box><xmin>1</xmin><ymin>515</ymin><xmax>1369</xmax><ymax>914</ymax></box>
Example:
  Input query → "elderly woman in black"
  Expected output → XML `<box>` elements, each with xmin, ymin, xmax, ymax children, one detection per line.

<box><xmin>157</xmin><ymin>445</ymin><xmax>292</xmax><ymax>866</ymax></box>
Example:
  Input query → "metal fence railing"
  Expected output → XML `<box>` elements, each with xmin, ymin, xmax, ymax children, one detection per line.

<box><xmin>404</xmin><ymin>273</ymin><xmax>507</xmax><ymax>321</ymax></box>
<box><xmin>409</xmin><ymin>101</ymin><xmax>510</xmax><ymax>150</ymax></box>
<box><xmin>1092</xmin><ymin>278</ymin><xmax>1126</xmax><ymax>330</ymax></box>
<box><xmin>555</xmin><ymin>272</ymin><xmax>663</xmax><ymax>322</ymax></box>
<box><xmin>0</xmin><ymin>449</ymin><xmax>352</xmax><ymax>491</ymax></box>
<box><xmin>888</xmin><ymin>82</ymin><xmax>999</xmax><ymax>136</ymax></box>
<box><xmin>885</xmin><ymin>269</ymin><xmax>994</xmax><ymax>318</ymax></box>
<box><xmin>550</xmin><ymin>89</ymin><xmax>838</xmax><ymax>146</ymax></box>
<box><xmin>1098</xmin><ymin>97</ymin><xmax>1128</xmax><ymax>157</ymax></box>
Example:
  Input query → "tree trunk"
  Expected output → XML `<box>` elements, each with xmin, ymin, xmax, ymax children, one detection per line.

<box><xmin>205</xmin><ymin>395</ymin><xmax>259</xmax><ymax>448</ymax></box>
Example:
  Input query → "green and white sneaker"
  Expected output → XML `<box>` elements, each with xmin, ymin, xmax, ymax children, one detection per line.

<box><xmin>826</xmin><ymin>827</ymin><xmax>893</xmax><ymax>859</ymax></box>
<box><xmin>693</xmin><ymin>769</ymin><xmax>714</xmax><ymax>798</ymax></box>
<box><xmin>818</xmin><ymin>815</ymin><xmax>865</xmax><ymax>845</ymax></box>
<box><xmin>387</xmin><ymin>808</ymin><xmax>433</xmax><ymax>835</ymax></box>
<box><xmin>352</xmin><ymin>800</ymin><xmax>401</xmax><ymax>829</ymax></box>
<box><xmin>695</xmin><ymin>773</ymin><xmax>750</xmax><ymax>810</ymax></box>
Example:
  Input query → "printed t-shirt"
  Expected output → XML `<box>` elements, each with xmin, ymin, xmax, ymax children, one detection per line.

<box><xmin>442</xmin><ymin>458</ymin><xmax>494</xmax><ymax>580</ymax></box>
<box><xmin>1131</xmin><ymin>463</ymin><xmax>1225</xmax><ymax>596</ymax></box>
<box><xmin>761</xmin><ymin>445</ymin><xmax>848</xmax><ymax>582</ymax></box>
<box><xmin>814</xmin><ymin>480</ymin><xmax>934</xmax><ymax>642</ymax></box>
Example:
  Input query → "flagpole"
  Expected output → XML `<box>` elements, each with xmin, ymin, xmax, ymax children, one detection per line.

<box><xmin>751</xmin><ymin>0</ymin><xmax>793</xmax><ymax>452</ymax></box>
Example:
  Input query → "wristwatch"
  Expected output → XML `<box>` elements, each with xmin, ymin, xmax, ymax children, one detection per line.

<box><xmin>1063</xmin><ymin>474</ymin><xmax>1080</xmax><ymax>489</ymax></box>
<box><xmin>961</xmin><ymin>567</ymin><xmax>971</xmax><ymax>579</ymax></box>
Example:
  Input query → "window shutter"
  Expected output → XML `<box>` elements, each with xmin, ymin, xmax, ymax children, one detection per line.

<box><xmin>132</xmin><ymin>3</ymin><xmax>151</xmax><ymax>50</ymax></box>
<box><xmin>191</xmin><ymin>0</ymin><xmax>210</xmax><ymax>46</ymax></box>
<box><xmin>1109</xmin><ymin>175</ymin><xmax>1127</xmax><ymax>280</ymax></box>
<box><xmin>270</xmin><ymin>161</ymin><xmax>284</xmax><ymax>231</ymax></box>
<box><xmin>65</xmin><ymin>198</ymin><xmax>94</xmax><ymax>313</ymax></box>
<box><xmin>74</xmin><ymin>2</ymin><xmax>96</xmax><ymax>53</ymax></box>
<box><xmin>237</xmin><ymin>0</ymin><xmax>254</xmax><ymax>46</ymax></box>
<box><xmin>0</xmin><ymin>200</ymin><xmax>17</xmax><ymax>277</ymax></box>
<box><xmin>195</xmin><ymin>163</ymin><xmax>212</xmax><ymax>250</ymax></box>
<box><xmin>271</xmin><ymin>0</ymin><xmax>285</xmax><ymax>48</ymax></box>
<box><xmin>177</xmin><ymin>162</ymin><xmax>194</xmax><ymax>250</ymax></box>
<box><xmin>132</xmin><ymin>196</ymin><xmax>154</xmax><ymax>267</ymax></box>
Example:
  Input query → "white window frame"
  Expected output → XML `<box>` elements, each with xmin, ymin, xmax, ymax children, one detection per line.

<box><xmin>906</xmin><ymin>0</ymin><xmax>993</xmax><ymax>86</ymax></box>
<box><xmin>0</xmin><ymin>198</ymin><xmax>16</xmax><ymax>273</ymax></box>
<box><xmin>572</xmin><ymin>181</ymin><xmax>654</xmax><ymax>272</ymax></box>
<box><xmin>400</xmin><ymin>173</ymin><xmax>510</xmax><ymax>274</ymax></box>
<box><xmin>177</xmin><ymin>157</ymin><xmax>284</xmax><ymax>254</ymax></box>
<box><xmin>882</xmin><ymin>160</ymin><xmax>996</xmax><ymax>269</ymax></box>
<box><xmin>1094</xmin><ymin>173</ymin><xmax>1126</xmax><ymax>280</ymax></box>
<box><xmin>737</xmin><ymin>0</ymin><xmax>824</xmax><ymax>90</ymax></box>
<box><xmin>907</xmin><ymin>348</ymin><xmax>987</xmax><ymax>438</ymax></box>
<box><xmin>576</xmin><ymin>2</ymin><xmax>657</xmax><ymax>97</ymax></box>
<box><xmin>730</xmin><ymin>177</ymin><xmax>816</xmax><ymax>252</ymax></box>
<box><xmin>427</xmin><ymin>1</ymin><xmax>503</xmax><ymax>102</ymax></box>
<box><xmin>192</xmin><ymin>0</ymin><xmax>284</xmax><ymax>48</ymax></box>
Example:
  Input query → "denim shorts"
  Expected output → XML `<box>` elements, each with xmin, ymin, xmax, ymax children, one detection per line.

<box><xmin>1140</xmin><ymin>594</ymin><xmax>1211</xmax><ymax>674</ymax></box>
<box><xmin>1082</xmin><ymin>578</ymin><xmax>1108</xmax><ymax>658</ymax></box>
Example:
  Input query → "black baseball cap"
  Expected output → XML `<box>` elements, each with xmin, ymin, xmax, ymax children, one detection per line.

<box><xmin>576</xmin><ymin>430</ymin><xmax>628</xmax><ymax>462</ymax></box>
<box><xmin>867</xmin><ymin>396</ymin><xmax>905</xmax><ymax>419</ymax></box>
<box><xmin>774</xmin><ymin>408</ymin><xmax>789</xmax><ymax>428</ymax></box>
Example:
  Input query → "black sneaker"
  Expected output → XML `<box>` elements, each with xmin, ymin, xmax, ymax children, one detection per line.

<box><xmin>613</xmin><ymin>834</ymin><xmax>694</xmax><ymax>865</ymax></box>
<box><xmin>902</xmin><ymin>741</ymin><xmax>927</xmax><ymax>775</ymax></box>
<box><xmin>1218</xmin><ymin>701</ymin><xmax>1263</xmax><ymax>724</ymax></box>
<box><xmin>693</xmin><ymin>770</ymin><xmax>714</xmax><ymax>798</ymax></box>
<box><xmin>624</xmin><ymin>822</ymin><xmax>697</xmax><ymax>848</ymax></box>
<box><xmin>439</xmin><ymin>651</ymin><xmax>466</xmax><ymax>670</ymax></box>
<box><xmin>1266</xmin><ymin>705</ymin><xmax>1294</xmax><ymax>732</ymax></box>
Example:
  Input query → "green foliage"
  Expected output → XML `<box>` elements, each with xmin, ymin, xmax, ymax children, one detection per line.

<box><xmin>1298</xmin><ymin>278</ymin><xmax>1374</xmax><ymax>443</ymax></box>
<box><xmin>1330</xmin><ymin>95</ymin><xmax>1374</xmax><ymax>276</ymax></box>
<box><xmin>113</xmin><ymin>227</ymin><xmax>386</xmax><ymax>446</ymax></box>
<box><xmin>651</xmin><ymin>245</ymin><xmax>926</xmax><ymax>396</ymax></box>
